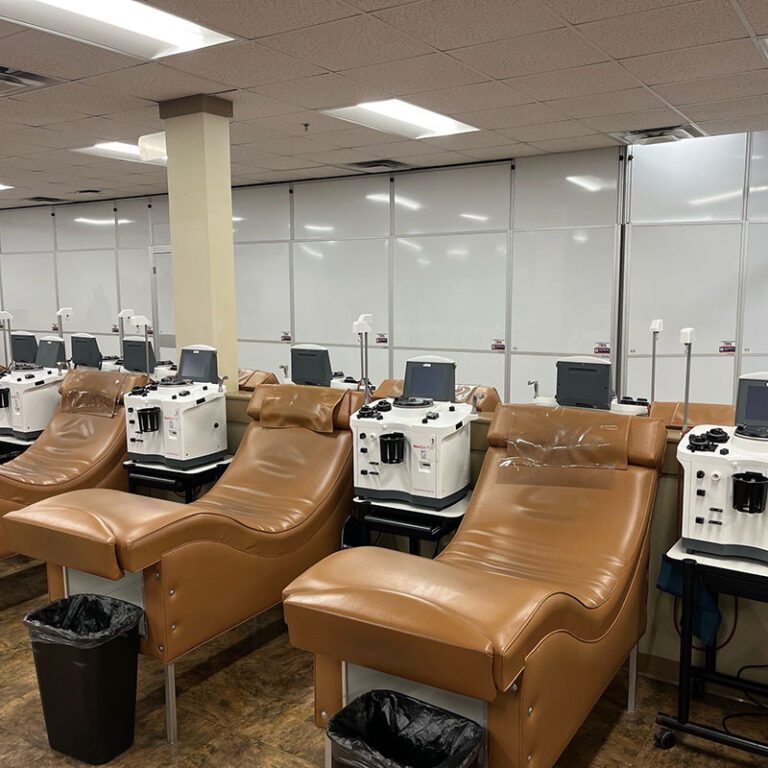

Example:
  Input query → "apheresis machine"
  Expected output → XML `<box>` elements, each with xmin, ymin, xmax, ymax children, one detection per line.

<box><xmin>125</xmin><ymin>345</ymin><xmax>226</xmax><ymax>469</ymax></box>
<box><xmin>0</xmin><ymin>332</ymin><xmax>67</xmax><ymax>440</ymax></box>
<box><xmin>679</xmin><ymin>372</ymin><xmax>768</xmax><ymax>564</ymax></box>
<box><xmin>351</xmin><ymin>356</ymin><xmax>474</xmax><ymax>509</ymax></box>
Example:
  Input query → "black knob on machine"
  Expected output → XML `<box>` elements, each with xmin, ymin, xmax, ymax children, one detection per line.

<box><xmin>696</xmin><ymin>470</ymin><xmax>705</xmax><ymax>479</ymax></box>
<box><xmin>697</xmin><ymin>489</ymin><xmax>706</xmax><ymax>497</ymax></box>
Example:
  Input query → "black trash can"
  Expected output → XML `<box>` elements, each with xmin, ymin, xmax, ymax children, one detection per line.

<box><xmin>24</xmin><ymin>594</ymin><xmax>144</xmax><ymax>765</ymax></box>
<box><xmin>327</xmin><ymin>689</ymin><xmax>484</xmax><ymax>768</ymax></box>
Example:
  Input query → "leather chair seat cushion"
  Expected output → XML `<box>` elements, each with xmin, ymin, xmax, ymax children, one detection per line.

<box><xmin>247</xmin><ymin>385</ymin><xmax>358</xmax><ymax>432</ymax></box>
<box><xmin>238</xmin><ymin>369</ymin><xmax>279</xmax><ymax>391</ymax></box>
<box><xmin>59</xmin><ymin>370</ymin><xmax>145</xmax><ymax>416</ymax></box>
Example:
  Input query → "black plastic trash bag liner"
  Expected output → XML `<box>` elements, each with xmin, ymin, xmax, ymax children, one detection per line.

<box><xmin>25</xmin><ymin>593</ymin><xmax>143</xmax><ymax>648</ymax></box>
<box><xmin>327</xmin><ymin>689</ymin><xmax>484</xmax><ymax>768</ymax></box>
<box><xmin>24</xmin><ymin>594</ymin><xmax>144</xmax><ymax>765</ymax></box>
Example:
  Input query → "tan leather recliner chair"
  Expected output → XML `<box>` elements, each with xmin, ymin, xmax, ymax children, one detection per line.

<box><xmin>5</xmin><ymin>385</ymin><xmax>363</xmax><ymax>669</ymax></box>
<box><xmin>237</xmin><ymin>368</ymin><xmax>279</xmax><ymax>391</ymax></box>
<box><xmin>283</xmin><ymin>404</ymin><xmax>666</xmax><ymax>768</ymax></box>
<box><xmin>0</xmin><ymin>369</ymin><xmax>147</xmax><ymax>557</ymax></box>
<box><xmin>649</xmin><ymin>401</ymin><xmax>735</xmax><ymax>429</ymax></box>
<box><xmin>373</xmin><ymin>379</ymin><xmax>501</xmax><ymax>413</ymax></box>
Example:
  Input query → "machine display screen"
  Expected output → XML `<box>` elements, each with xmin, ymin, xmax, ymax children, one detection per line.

<box><xmin>179</xmin><ymin>348</ymin><xmax>218</xmax><ymax>383</ymax></box>
<box><xmin>10</xmin><ymin>333</ymin><xmax>37</xmax><ymax>364</ymax></box>
<box><xmin>122</xmin><ymin>339</ymin><xmax>157</xmax><ymax>374</ymax></box>
<box><xmin>403</xmin><ymin>361</ymin><xmax>455</xmax><ymax>401</ymax></box>
<box><xmin>71</xmin><ymin>336</ymin><xmax>102</xmax><ymax>368</ymax></box>
<box><xmin>736</xmin><ymin>378</ymin><xmax>768</xmax><ymax>427</ymax></box>
<box><xmin>291</xmin><ymin>347</ymin><xmax>332</xmax><ymax>387</ymax></box>
<box><xmin>36</xmin><ymin>339</ymin><xmax>66</xmax><ymax>368</ymax></box>
<box><xmin>555</xmin><ymin>361</ymin><xmax>612</xmax><ymax>410</ymax></box>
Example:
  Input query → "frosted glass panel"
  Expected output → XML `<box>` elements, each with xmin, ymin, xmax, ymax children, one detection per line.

<box><xmin>509</xmin><ymin>354</ymin><xmax>560</xmax><ymax>403</ymax></box>
<box><xmin>394</xmin><ymin>348</ymin><xmax>504</xmax><ymax>394</ymax></box>
<box><xmin>237</xmin><ymin>341</ymin><xmax>291</xmax><ymax>378</ymax></box>
<box><xmin>394</xmin><ymin>233</ymin><xmax>506</xmax><ymax>350</ymax></box>
<box><xmin>515</xmin><ymin>148</ymin><xmax>619</xmax><ymax>229</ymax></box>
<box><xmin>150</xmin><ymin>197</ymin><xmax>170</xmax><ymax>246</ymax></box>
<box><xmin>631</xmin><ymin>135</ymin><xmax>746</xmax><ymax>223</ymax></box>
<box><xmin>294</xmin><ymin>239</ymin><xmax>388</xmax><ymax>345</ymax></box>
<box><xmin>626</xmin><ymin>224</ymin><xmax>740</xmax><ymax>355</ymax></box>
<box><xmin>626</xmin><ymin>355</ymin><xmax>734</xmax><ymax>404</ymax></box>
<box><xmin>233</xmin><ymin>186</ymin><xmax>290</xmax><ymax>242</ymax></box>
<box><xmin>65</xmin><ymin>332</ymin><xmax>120</xmax><ymax>358</ymax></box>
<box><xmin>511</xmin><ymin>227</ymin><xmax>615</xmax><ymax>354</ymax></box>
<box><xmin>118</xmin><ymin>249</ymin><xmax>153</xmax><ymax>319</ymax></box>
<box><xmin>1</xmin><ymin>252</ymin><xmax>57</xmax><ymax>330</ymax></box>
<box><xmin>116</xmin><ymin>199</ymin><xmax>151</xmax><ymax>248</ymax></box>
<box><xmin>749</xmin><ymin>131</ymin><xmax>768</xmax><ymax>221</ymax></box>
<box><xmin>154</xmin><ymin>250</ymin><xmax>174</xmax><ymax>335</ymax></box>
<box><xmin>56</xmin><ymin>203</ymin><xmax>116</xmax><ymax>250</ymax></box>
<box><xmin>57</xmin><ymin>251</ymin><xmax>118</xmax><ymax>334</ymax></box>
<box><xmin>743</xmin><ymin>223</ymin><xmax>768</xmax><ymax>354</ymax></box>
<box><xmin>741</xmin><ymin>355</ymin><xmax>768</xmax><ymax>377</ymax></box>
<box><xmin>294</xmin><ymin>177</ymin><xmax>390</xmax><ymax>239</ymax></box>
<box><xmin>235</xmin><ymin>243</ymin><xmax>290</xmax><ymax>341</ymax></box>
<box><xmin>0</xmin><ymin>207</ymin><xmax>54</xmax><ymax>253</ymax></box>
<box><xmin>394</xmin><ymin>165</ymin><xmax>510</xmax><ymax>235</ymax></box>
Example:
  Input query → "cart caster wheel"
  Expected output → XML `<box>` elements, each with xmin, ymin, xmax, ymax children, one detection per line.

<box><xmin>654</xmin><ymin>728</ymin><xmax>676</xmax><ymax>750</ymax></box>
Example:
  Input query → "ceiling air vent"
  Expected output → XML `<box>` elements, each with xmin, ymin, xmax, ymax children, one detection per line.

<box><xmin>343</xmin><ymin>159</ymin><xmax>414</xmax><ymax>172</ymax></box>
<box><xmin>611</xmin><ymin>124</ymin><xmax>706</xmax><ymax>145</ymax></box>
<box><xmin>27</xmin><ymin>196</ymin><xmax>66</xmax><ymax>203</ymax></box>
<box><xmin>0</xmin><ymin>67</ymin><xmax>62</xmax><ymax>95</ymax></box>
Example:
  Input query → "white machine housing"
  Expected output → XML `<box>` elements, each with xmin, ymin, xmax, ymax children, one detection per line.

<box><xmin>679</xmin><ymin>372</ymin><xmax>768</xmax><ymax>563</ymax></box>
<box><xmin>352</xmin><ymin>398</ymin><xmax>475</xmax><ymax>509</ymax></box>
<box><xmin>0</xmin><ymin>365</ymin><xmax>66</xmax><ymax>440</ymax></box>
<box><xmin>124</xmin><ymin>345</ymin><xmax>226</xmax><ymax>469</ymax></box>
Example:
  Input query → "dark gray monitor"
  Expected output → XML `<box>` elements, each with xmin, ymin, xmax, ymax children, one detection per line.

<box><xmin>291</xmin><ymin>346</ymin><xmax>332</xmax><ymax>387</ymax></box>
<box><xmin>556</xmin><ymin>359</ymin><xmax>612</xmax><ymax>410</ymax></box>
<box><xmin>71</xmin><ymin>335</ymin><xmax>102</xmax><ymax>368</ymax></box>
<box><xmin>122</xmin><ymin>338</ymin><xmax>156</xmax><ymax>374</ymax></box>
<box><xmin>403</xmin><ymin>358</ymin><xmax>456</xmax><ymax>401</ymax></box>
<box><xmin>736</xmin><ymin>376</ymin><xmax>768</xmax><ymax>429</ymax></box>
<box><xmin>178</xmin><ymin>346</ymin><xmax>218</xmax><ymax>383</ymax></box>
<box><xmin>11</xmin><ymin>333</ymin><xmax>37</xmax><ymax>364</ymax></box>
<box><xmin>36</xmin><ymin>338</ymin><xmax>66</xmax><ymax>368</ymax></box>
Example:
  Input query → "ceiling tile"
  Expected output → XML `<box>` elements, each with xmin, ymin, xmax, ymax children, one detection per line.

<box><xmin>217</xmin><ymin>90</ymin><xmax>303</xmax><ymax>120</ymax></box>
<box><xmin>528</xmin><ymin>134</ymin><xmax>620</xmax><ymax>152</ymax></box>
<box><xmin>298</xmin><ymin>148</ymin><xmax>384</xmax><ymax>165</ymax></box>
<box><xmin>683</xmin><ymin>94</ymin><xmax>768</xmax><ymax>122</ymax></box>
<box><xmin>364</xmin><ymin>139</ymin><xmax>442</xmax><ymax>157</ymax></box>
<box><xmin>546</xmin><ymin>87</ymin><xmax>667</xmax><ymax>119</ymax></box>
<box><xmin>738</xmin><ymin>0</ymin><xmax>768</xmax><ymax>36</ymax></box>
<box><xmin>654</xmin><ymin>70</ymin><xmax>768</xmax><ymax>105</ymax></box>
<box><xmin>259</xmin><ymin>16</ymin><xmax>431</xmax><ymax>71</ymax></box>
<box><xmin>44</xmin><ymin>116</ymin><xmax>145</xmax><ymax>142</ymax></box>
<box><xmin>251</xmin><ymin>155</ymin><xmax>326</xmax><ymax>171</ymax></box>
<box><xmin>375</xmin><ymin>0</ymin><xmax>563</xmax><ymax>49</ymax></box>
<box><xmin>251</xmin><ymin>74</ymin><xmax>389</xmax><ymax>109</ymax></box>
<box><xmin>12</xmin><ymin>83</ymin><xmax>151</xmax><ymax>116</ymax></box>
<box><xmin>341</xmin><ymin>53</ymin><xmax>487</xmax><ymax>94</ymax></box>
<box><xmin>247</xmin><ymin>136</ymin><xmax>342</xmax><ymax>155</ymax></box>
<box><xmin>576</xmin><ymin>0</ymin><xmax>747</xmax><ymax>59</ymax></box>
<box><xmin>544</xmin><ymin>0</ymin><xmax>711</xmax><ymax>24</ymax></box>
<box><xmin>457</xmin><ymin>102</ymin><xmax>563</xmax><ymax>129</ymax></box>
<box><xmin>419</xmin><ymin>130</ymin><xmax>511</xmax><ymax>150</ymax></box>
<box><xmin>462</xmin><ymin>144</ymin><xmax>538</xmax><ymax>159</ymax></box>
<box><xmin>408</xmin><ymin>81</ymin><xmax>532</xmax><ymax>113</ymax></box>
<box><xmin>451</xmin><ymin>28</ymin><xmax>608</xmax><ymax>79</ymax></box>
<box><xmin>0</xmin><ymin>99</ymin><xmax>88</xmax><ymax>126</ymax></box>
<box><xmin>81</xmin><ymin>64</ymin><xmax>231</xmax><ymax>102</ymax></box>
<box><xmin>0</xmin><ymin>29</ymin><xmax>139</xmax><ymax>80</ymax></box>
<box><xmin>698</xmin><ymin>114</ymin><xmax>768</xmax><ymax>135</ymax></box>
<box><xmin>345</xmin><ymin>0</ymin><xmax>421</xmax><ymax>9</ymax></box>
<box><xmin>581</xmin><ymin>106</ymin><xmax>683</xmax><ymax>131</ymax></box>
<box><xmin>402</xmin><ymin>150</ymin><xmax>473</xmax><ymax>166</ymax></box>
<box><xmin>166</xmin><ymin>41</ymin><xmax>325</xmax><ymax>88</ymax></box>
<box><xmin>504</xmin><ymin>62</ymin><xmax>640</xmax><ymax>101</ymax></box>
<box><xmin>621</xmin><ymin>39</ymin><xmax>767</xmax><ymax>84</ymax></box>
<box><xmin>499</xmin><ymin>120</ymin><xmax>596</xmax><ymax>142</ymax></box>
<box><xmin>143</xmin><ymin>0</ymin><xmax>357</xmax><ymax>38</ymax></box>
<box><xmin>244</xmin><ymin>110</ymin><xmax>352</xmax><ymax>135</ymax></box>
<box><xmin>229</xmin><ymin>123</ymin><xmax>285</xmax><ymax>144</ymax></box>
<box><xmin>325</xmin><ymin>127</ymin><xmax>416</xmax><ymax>147</ymax></box>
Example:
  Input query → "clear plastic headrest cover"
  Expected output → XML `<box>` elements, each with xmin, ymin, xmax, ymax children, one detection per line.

<box><xmin>499</xmin><ymin>406</ymin><xmax>629</xmax><ymax>471</ymax></box>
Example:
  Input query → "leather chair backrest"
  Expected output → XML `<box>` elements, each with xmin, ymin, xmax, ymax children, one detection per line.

<box><xmin>59</xmin><ymin>370</ymin><xmax>149</xmax><ymax>417</ymax></box>
<box><xmin>238</xmin><ymin>369</ymin><xmax>279</xmax><ymax>391</ymax></box>
<box><xmin>488</xmin><ymin>404</ymin><xmax>666</xmax><ymax>470</ymax></box>
<box><xmin>373</xmin><ymin>379</ymin><xmax>501</xmax><ymax>413</ymax></box>
<box><xmin>649</xmin><ymin>401</ymin><xmax>735</xmax><ymax>429</ymax></box>
<box><xmin>247</xmin><ymin>384</ymin><xmax>364</xmax><ymax>432</ymax></box>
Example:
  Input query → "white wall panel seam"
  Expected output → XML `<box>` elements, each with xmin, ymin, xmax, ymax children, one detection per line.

<box><xmin>735</xmin><ymin>132</ymin><xmax>752</xmax><ymax>398</ymax></box>
<box><xmin>388</xmin><ymin>174</ymin><xmax>395</xmax><ymax>380</ymax></box>
<box><xmin>505</xmin><ymin>161</ymin><xmax>514</xmax><ymax>403</ymax></box>
<box><xmin>288</xmin><ymin>184</ymin><xmax>296</xmax><ymax>349</ymax></box>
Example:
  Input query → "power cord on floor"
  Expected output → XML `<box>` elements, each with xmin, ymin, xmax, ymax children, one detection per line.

<box><xmin>722</xmin><ymin>664</ymin><xmax>768</xmax><ymax>734</ymax></box>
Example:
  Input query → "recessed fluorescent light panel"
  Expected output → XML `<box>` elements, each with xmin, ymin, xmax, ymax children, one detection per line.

<box><xmin>73</xmin><ymin>141</ymin><xmax>167</xmax><ymax>166</ymax></box>
<box><xmin>0</xmin><ymin>183</ymin><xmax>14</xmax><ymax>191</ymax></box>
<box><xmin>0</xmin><ymin>0</ymin><xmax>233</xmax><ymax>59</ymax></box>
<box><xmin>323</xmin><ymin>99</ymin><xmax>479</xmax><ymax>140</ymax></box>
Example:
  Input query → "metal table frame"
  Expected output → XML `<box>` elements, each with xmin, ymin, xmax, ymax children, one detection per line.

<box><xmin>124</xmin><ymin>457</ymin><xmax>232</xmax><ymax>503</ymax></box>
<box><xmin>656</xmin><ymin>550</ymin><xmax>768</xmax><ymax>757</ymax></box>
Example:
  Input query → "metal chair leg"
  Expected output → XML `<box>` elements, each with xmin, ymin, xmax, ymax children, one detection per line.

<box><xmin>165</xmin><ymin>662</ymin><xmax>178</xmax><ymax>744</ymax></box>
<box><xmin>628</xmin><ymin>644</ymin><xmax>638</xmax><ymax>713</ymax></box>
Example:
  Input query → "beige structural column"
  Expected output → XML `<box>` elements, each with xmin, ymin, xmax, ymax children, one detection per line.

<box><xmin>159</xmin><ymin>94</ymin><xmax>237</xmax><ymax>391</ymax></box>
